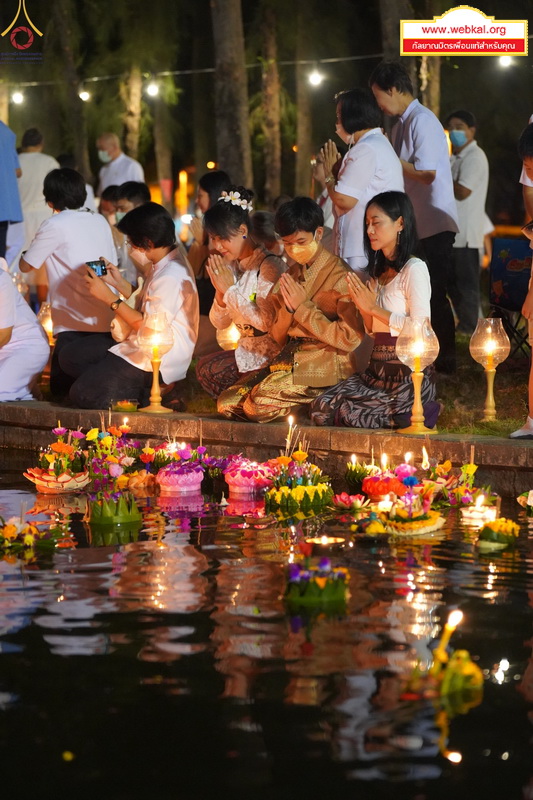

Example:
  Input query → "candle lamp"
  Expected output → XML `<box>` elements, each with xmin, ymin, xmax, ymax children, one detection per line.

<box><xmin>216</xmin><ymin>322</ymin><xmax>241</xmax><ymax>351</ymax></box>
<box><xmin>395</xmin><ymin>316</ymin><xmax>440</xmax><ymax>435</ymax></box>
<box><xmin>305</xmin><ymin>535</ymin><xmax>345</xmax><ymax>553</ymax></box>
<box><xmin>460</xmin><ymin>495</ymin><xmax>497</xmax><ymax>527</ymax></box>
<box><xmin>137</xmin><ymin>310</ymin><xmax>174</xmax><ymax>414</ymax></box>
<box><xmin>37</xmin><ymin>302</ymin><xmax>55</xmax><ymax>347</ymax></box>
<box><xmin>431</xmin><ymin>609</ymin><xmax>464</xmax><ymax>671</ymax></box>
<box><xmin>469</xmin><ymin>319</ymin><xmax>510</xmax><ymax>422</ymax></box>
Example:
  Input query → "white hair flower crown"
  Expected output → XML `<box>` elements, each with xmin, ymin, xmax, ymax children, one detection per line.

<box><xmin>218</xmin><ymin>190</ymin><xmax>253</xmax><ymax>212</ymax></box>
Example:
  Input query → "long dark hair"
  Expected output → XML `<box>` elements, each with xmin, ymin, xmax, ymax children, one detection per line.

<box><xmin>363</xmin><ymin>191</ymin><xmax>419</xmax><ymax>278</ymax></box>
<box><xmin>203</xmin><ymin>186</ymin><xmax>254</xmax><ymax>239</ymax></box>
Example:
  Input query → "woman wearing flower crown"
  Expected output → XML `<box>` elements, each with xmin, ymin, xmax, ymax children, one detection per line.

<box><xmin>195</xmin><ymin>186</ymin><xmax>286</xmax><ymax>398</ymax></box>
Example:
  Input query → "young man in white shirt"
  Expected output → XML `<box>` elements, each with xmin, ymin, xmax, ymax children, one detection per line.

<box><xmin>445</xmin><ymin>110</ymin><xmax>489</xmax><ymax>335</ymax></box>
<box><xmin>96</xmin><ymin>133</ymin><xmax>144</xmax><ymax>196</ymax></box>
<box><xmin>370</xmin><ymin>61</ymin><xmax>459</xmax><ymax>373</ymax></box>
<box><xmin>19</xmin><ymin>168</ymin><xmax>117</xmax><ymax>399</ymax></box>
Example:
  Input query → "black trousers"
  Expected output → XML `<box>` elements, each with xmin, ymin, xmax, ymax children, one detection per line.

<box><xmin>0</xmin><ymin>221</ymin><xmax>8</xmax><ymax>259</ymax></box>
<box><xmin>52</xmin><ymin>331</ymin><xmax>115</xmax><ymax>399</ymax></box>
<box><xmin>420</xmin><ymin>231</ymin><xmax>456</xmax><ymax>373</ymax></box>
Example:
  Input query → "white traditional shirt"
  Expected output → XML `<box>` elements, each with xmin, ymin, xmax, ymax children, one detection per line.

<box><xmin>392</xmin><ymin>100</ymin><xmax>459</xmax><ymax>239</ymax></box>
<box><xmin>334</xmin><ymin>128</ymin><xmax>404</xmax><ymax>267</ymax></box>
<box><xmin>209</xmin><ymin>245</ymin><xmax>285</xmax><ymax>373</ymax></box>
<box><xmin>24</xmin><ymin>208</ymin><xmax>117</xmax><ymax>334</ymax></box>
<box><xmin>110</xmin><ymin>248</ymin><xmax>199</xmax><ymax>384</ymax></box>
<box><xmin>450</xmin><ymin>140</ymin><xmax>489</xmax><ymax>249</ymax></box>
<box><xmin>98</xmin><ymin>152</ymin><xmax>144</xmax><ymax>195</ymax></box>
<box><xmin>370</xmin><ymin>256</ymin><xmax>432</xmax><ymax>336</ymax></box>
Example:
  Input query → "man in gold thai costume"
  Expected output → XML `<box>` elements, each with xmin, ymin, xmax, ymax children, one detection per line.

<box><xmin>218</xmin><ymin>197</ymin><xmax>363</xmax><ymax>422</ymax></box>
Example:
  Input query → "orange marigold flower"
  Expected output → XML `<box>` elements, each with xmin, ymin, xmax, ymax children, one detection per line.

<box><xmin>276</xmin><ymin>456</ymin><xmax>292</xmax><ymax>467</ymax></box>
<box><xmin>50</xmin><ymin>442</ymin><xmax>75</xmax><ymax>456</ymax></box>
<box><xmin>108</xmin><ymin>426</ymin><xmax>122</xmax><ymax>437</ymax></box>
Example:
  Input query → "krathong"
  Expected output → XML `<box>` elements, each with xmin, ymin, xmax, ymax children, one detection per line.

<box><xmin>24</xmin><ymin>425</ymin><xmax>89</xmax><ymax>493</ymax></box>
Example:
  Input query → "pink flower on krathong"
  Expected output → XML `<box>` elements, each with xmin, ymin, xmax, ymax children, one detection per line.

<box><xmin>52</xmin><ymin>427</ymin><xmax>67</xmax><ymax>436</ymax></box>
<box><xmin>395</xmin><ymin>464</ymin><xmax>417</xmax><ymax>480</ymax></box>
<box><xmin>108</xmin><ymin>463</ymin><xmax>124</xmax><ymax>478</ymax></box>
<box><xmin>119</xmin><ymin>456</ymin><xmax>135</xmax><ymax>467</ymax></box>
<box><xmin>70</xmin><ymin>430</ymin><xmax>85</xmax><ymax>440</ymax></box>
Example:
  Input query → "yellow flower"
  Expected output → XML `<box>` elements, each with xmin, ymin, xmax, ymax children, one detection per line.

<box><xmin>116</xmin><ymin>474</ymin><xmax>130</xmax><ymax>490</ymax></box>
<box><xmin>142</xmin><ymin>446</ymin><xmax>155</xmax><ymax>455</ymax></box>
<box><xmin>436</xmin><ymin>460</ymin><xmax>452</xmax><ymax>476</ymax></box>
<box><xmin>45</xmin><ymin>454</ymin><xmax>55</xmax><ymax>464</ymax></box>
<box><xmin>100</xmin><ymin>436</ymin><xmax>113</xmax><ymax>449</ymax></box>
<box><xmin>106</xmin><ymin>455</ymin><xmax>119</xmax><ymax>463</ymax></box>
<box><xmin>86</xmin><ymin>428</ymin><xmax>99</xmax><ymax>441</ymax></box>
<box><xmin>2</xmin><ymin>524</ymin><xmax>18</xmax><ymax>540</ymax></box>
<box><xmin>463</xmin><ymin>463</ymin><xmax>477</xmax><ymax>475</ymax></box>
<box><xmin>292</xmin><ymin>450</ymin><xmax>308</xmax><ymax>463</ymax></box>
<box><xmin>23</xmin><ymin>533</ymin><xmax>35</xmax><ymax>546</ymax></box>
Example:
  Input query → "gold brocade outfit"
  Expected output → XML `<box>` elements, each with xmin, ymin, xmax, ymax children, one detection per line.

<box><xmin>217</xmin><ymin>245</ymin><xmax>363</xmax><ymax>422</ymax></box>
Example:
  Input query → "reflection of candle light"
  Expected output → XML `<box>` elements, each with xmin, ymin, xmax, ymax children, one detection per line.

<box><xmin>446</xmin><ymin>752</ymin><xmax>462</xmax><ymax>764</ymax></box>
<box><xmin>381</xmin><ymin>452</ymin><xmax>388</xmax><ymax>471</ymax></box>
<box><xmin>305</xmin><ymin>536</ymin><xmax>345</xmax><ymax>547</ymax></box>
<box><xmin>434</xmin><ymin>609</ymin><xmax>463</xmax><ymax>661</ymax></box>
<box><xmin>351</xmin><ymin>454</ymin><xmax>356</xmax><ymax>466</ymax></box>
<box><xmin>422</xmin><ymin>446</ymin><xmax>430</xmax><ymax>470</ymax></box>
<box><xmin>152</xmin><ymin>335</ymin><xmax>160</xmax><ymax>360</ymax></box>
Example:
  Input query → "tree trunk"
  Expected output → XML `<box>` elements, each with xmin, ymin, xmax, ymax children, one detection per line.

<box><xmin>120</xmin><ymin>65</ymin><xmax>142</xmax><ymax>160</ymax></box>
<box><xmin>260</xmin><ymin>2</ymin><xmax>281</xmax><ymax>206</ymax></box>
<box><xmin>51</xmin><ymin>0</ymin><xmax>92</xmax><ymax>184</ymax></box>
<box><xmin>419</xmin><ymin>55</ymin><xmax>441</xmax><ymax>117</ymax></box>
<box><xmin>294</xmin><ymin>2</ymin><xmax>312</xmax><ymax>197</ymax></box>
<box><xmin>378</xmin><ymin>0</ymin><xmax>417</xmax><ymax>94</ymax></box>
<box><xmin>210</xmin><ymin>0</ymin><xmax>253</xmax><ymax>188</ymax></box>
<box><xmin>153</xmin><ymin>98</ymin><xmax>174</xmax><ymax>215</ymax></box>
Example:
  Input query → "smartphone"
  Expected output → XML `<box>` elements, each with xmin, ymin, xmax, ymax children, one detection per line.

<box><xmin>86</xmin><ymin>259</ymin><xmax>107</xmax><ymax>277</ymax></box>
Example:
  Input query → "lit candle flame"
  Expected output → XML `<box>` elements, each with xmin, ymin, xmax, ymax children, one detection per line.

<box><xmin>475</xmin><ymin>494</ymin><xmax>485</xmax><ymax>508</ymax></box>
<box><xmin>381</xmin><ymin>452</ymin><xmax>388</xmax><ymax>471</ymax></box>
<box><xmin>421</xmin><ymin>446</ymin><xmax>430</xmax><ymax>469</ymax></box>
<box><xmin>351</xmin><ymin>454</ymin><xmax>356</xmax><ymax>466</ymax></box>
<box><xmin>447</xmin><ymin>609</ymin><xmax>463</xmax><ymax>629</ymax></box>
<box><xmin>484</xmin><ymin>339</ymin><xmax>496</xmax><ymax>354</ymax></box>
<box><xmin>404</xmin><ymin>451</ymin><xmax>412</xmax><ymax>464</ymax></box>
<box><xmin>123</xmin><ymin>417</ymin><xmax>128</xmax><ymax>426</ymax></box>
<box><xmin>446</xmin><ymin>752</ymin><xmax>462</xmax><ymax>764</ymax></box>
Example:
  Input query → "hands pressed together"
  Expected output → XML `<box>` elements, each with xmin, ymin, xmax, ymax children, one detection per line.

<box><xmin>320</xmin><ymin>139</ymin><xmax>342</xmax><ymax>182</ymax></box>
<box><xmin>206</xmin><ymin>254</ymin><xmax>235</xmax><ymax>295</ymax></box>
<box><xmin>279</xmin><ymin>273</ymin><xmax>307</xmax><ymax>313</ymax></box>
<box><xmin>346</xmin><ymin>272</ymin><xmax>377</xmax><ymax>314</ymax></box>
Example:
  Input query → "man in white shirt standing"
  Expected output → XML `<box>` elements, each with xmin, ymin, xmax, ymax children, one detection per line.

<box><xmin>19</xmin><ymin>168</ymin><xmax>117</xmax><ymax>399</ymax></box>
<box><xmin>96</xmin><ymin>132</ymin><xmax>144</xmax><ymax>196</ymax></box>
<box><xmin>445</xmin><ymin>110</ymin><xmax>489</xmax><ymax>335</ymax></box>
<box><xmin>370</xmin><ymin>61</ymin><xmax>459</xmax><ymax>373</ymax></box>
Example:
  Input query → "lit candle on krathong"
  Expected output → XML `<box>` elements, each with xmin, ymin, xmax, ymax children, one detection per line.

<box><xmin>434</xmin><ymin>609</ymin><xmax>464</xmax><ymax>663</ymax></box>
<box><xmin>381</xmin><ymin>452</ymin><xmax>388</xmax><ymax>472</ymax></box>
<box><xmin>119</xmin><ymin>417</ymin><xmax>130</xmax><ymax>434</ymax></box>
<box><xmin>305</xmin><ymin>534</ymin><xmax>345</xmax><ymax>550</ymax></box>
<box><xmin>460</xmin><ymin>495</ymin><xmax>497</xmax><ymax>526</ymax></box>
<box><xmin>377</xmin><ymin>493</ymin><xmax>394</xmax><ymax>513</ymax></box>
<box><xmin>351</xmin><ymin>453</ymin><xmax>356</xmax><ymax>467</ymax></box>
<box><xmin>422</xmin><ymin>446</ymin><xmax>430</xmax><ymax>470</ymax></box>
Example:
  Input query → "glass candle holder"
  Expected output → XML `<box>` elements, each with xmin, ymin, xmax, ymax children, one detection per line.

<box><xmin>137</xmin><ymin>310</ymin><xmax>174</xmax><ymax>413</ymax></box>
<box><xmin>469</xmin><ymin>318</ymin><xmax>510</xmax><ymax>421</ymax></box>
<box><xmin>395</xmin><ymin>316</ymin><xmax>440</xmax><ymax>434</ymax></box>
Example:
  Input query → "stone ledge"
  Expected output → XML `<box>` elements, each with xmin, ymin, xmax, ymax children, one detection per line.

<box><xmin>1</xmin><ymin>401</ymin><xmax>532</xmax><ymax>496</ymax></box>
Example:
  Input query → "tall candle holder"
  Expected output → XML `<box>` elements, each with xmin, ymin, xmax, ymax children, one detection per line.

<box><xmin>469</xmin><ymin>318</ymin><xmax>510</xmax><ymax>422</ymax></box>
<box><xmin>137</xmin><ymin>310</ymin><xmax>173</xmax><ymax>414</ymax></box>
<box><xmin>395</xmin><ymin>316</ymin><xmax>440</xmax><ymax>435</ymax></box>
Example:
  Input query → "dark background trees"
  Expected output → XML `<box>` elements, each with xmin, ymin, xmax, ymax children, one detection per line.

<box><xmin>0</xmin><ymin>0</ymin><xmax>531</xmax><ymax>222</ymax></box>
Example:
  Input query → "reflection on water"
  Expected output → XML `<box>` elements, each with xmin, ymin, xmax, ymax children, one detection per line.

<box><xmin>0</xmin><ymin>472</ymin><xmax>533</xmax><ymax>798</ymax></box>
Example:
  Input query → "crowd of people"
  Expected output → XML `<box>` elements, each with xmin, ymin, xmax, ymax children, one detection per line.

<box><xmin>0</xmin><ymin>60</ymin><xmax>532</xmax><ymax>436</ymax></box>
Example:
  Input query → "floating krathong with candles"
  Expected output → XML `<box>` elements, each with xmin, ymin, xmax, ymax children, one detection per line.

<box><xmin>264</xmin><ymin>447</ymin><xmax>333</xmax><ymax>515</ymax></box>
<box><xmin>284</xmin><ymin>555</ymin><xmax>350</xmax><ymax>609</ymax></box>
<box><xmin>24</xmin><ymin>424</ymin><xmax>90</xmax><ymax>493</ymax></box>
<box><xmin>516</xmin><ymin>490</ymin><xmax>533</xmax><ymax>518</ymax></box>
<box><xmin>460</xmin><ymin>495</ymin><xmax>498</xmax><ymax>526</ymax></box>
<box><xmin>345</xmin><ymin>453</ymin><xmax>380</xmax><ymax>494</ymax></box>
<box><xmin>381</xmin><ymin>490</ymin><xmax>445</xmax><ymax>536</ymax></box>
<box><xmin>224</xmin><ymin>458</ymin><xmax>274</xmax><ymax>496</ymax></box>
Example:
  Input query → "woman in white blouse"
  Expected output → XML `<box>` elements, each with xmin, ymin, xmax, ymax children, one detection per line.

<box><xmin>310</xmin><ymin>191</ymin><xmax>440</xmax><ymax>429</ymax></box>
<box><xmin>196</xmin><ymin>187</ymin><xmax>285</xmax><ymax>398</ymax></box>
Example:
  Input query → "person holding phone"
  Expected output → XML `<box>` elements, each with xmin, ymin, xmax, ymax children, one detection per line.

<box><xmin>58</xmin><ymin>202</ymin><xmax>199</xmax><ymax>410</ymax></box>
<box><xmin>19</xmin><ymin>168</ymin><xmax>117</xmax><ymax>399</ymax></box>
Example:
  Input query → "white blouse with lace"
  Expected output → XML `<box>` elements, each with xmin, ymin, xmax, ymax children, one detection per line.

<box><xmin>369</xmin><ymin>256</ymin><xmax>432</xmax><ymax>337</ymax></box>
<box><xmin>209</xmin><ymin>245</ymin><xmax>285</xmax><ymax>372</ymax></box>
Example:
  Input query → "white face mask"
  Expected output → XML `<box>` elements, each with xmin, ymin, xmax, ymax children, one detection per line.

<box><xmin>98</xmin><ymin>149</ymin><xmax>112</xmax><ymax>164</ymax></box>
<box><xmin>129</xmin><ymin>247</ymin><xmax>151</xmax><ymax>268</ymax></box>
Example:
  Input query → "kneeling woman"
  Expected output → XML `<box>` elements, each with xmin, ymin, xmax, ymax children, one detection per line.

<box><xmin>60</xmin><ymin>203</ymin><xmax>199</xmax><ymax>409</ymax></box>
<box><xmin>310</xmin><ymin>191</ymin><xmax>440</xmax><ymax>428</ymax></box>
<box><xmin>196</xmin><ymin>187</ymin><xmax>286</xmax><ymax>399</ymax></box>
<box><xmin>218</xmin><ymin>197</ymin><xmax>363</xmax><ymax>422</ymax></box>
